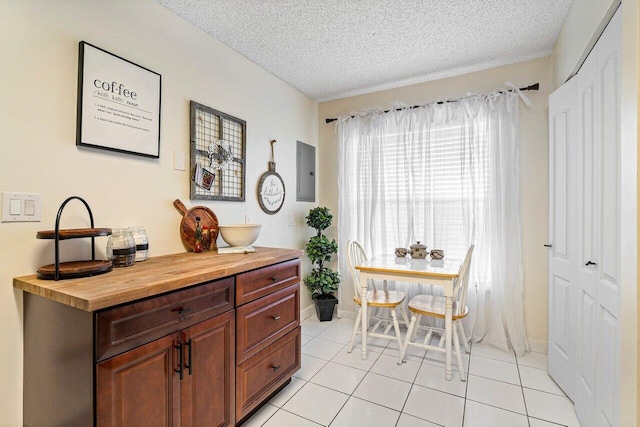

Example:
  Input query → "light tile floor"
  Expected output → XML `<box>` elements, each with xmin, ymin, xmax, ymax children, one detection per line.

<box><xmin>242</xmin><ymin>316</ymin><xmax>581</xmax><ymax>427</ymax></box>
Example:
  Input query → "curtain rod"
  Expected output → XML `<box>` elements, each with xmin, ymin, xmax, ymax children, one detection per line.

<box><xmin>324</xmin><ymin>83</ymin><xmax>539</xmax><ymax>124</ymax></box>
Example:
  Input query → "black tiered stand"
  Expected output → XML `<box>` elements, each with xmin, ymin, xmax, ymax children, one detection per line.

<box><xmin>36</xmin><ymin>196</ymin><xmax>112</xmax><ymax>280</ymax></box>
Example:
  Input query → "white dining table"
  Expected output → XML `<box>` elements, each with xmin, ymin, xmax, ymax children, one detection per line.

<box><xmin>355</xmin><ymin>255</ymin><xmax>461</xmax><ymax>380</ymax></box>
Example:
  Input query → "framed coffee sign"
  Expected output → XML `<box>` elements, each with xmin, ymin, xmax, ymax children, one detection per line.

<box><xmin>76</xmin><ymin>41</ymin><xmax>161</xmax><ymax>158</ymax></box>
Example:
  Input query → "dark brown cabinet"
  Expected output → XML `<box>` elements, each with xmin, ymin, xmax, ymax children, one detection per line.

<box><xmin>96</xmin><ymin>333</ymin><xmax>181</xmax><ymax>426</ymax></box>
<box><xmin>17</xmin><ymin>250</ymin><xmax>301</xmax><ymax>427</ymax></box>
<box><xmin>179</xmin><ymin>312</ymin><xmax>235</xmax><ymax>427</ymax></box>
<box><xmin>96</xmin><ymin>312</ymin><xmax>235</xmax><ymax>427</ymax></box>
<box><xmin>234</xmin><ymin>260</ymin><xmax>301</xmax><ymax>421</ymax></box>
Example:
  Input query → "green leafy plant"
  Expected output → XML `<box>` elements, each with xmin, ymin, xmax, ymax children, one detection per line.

<box><xmin>304</xmin><ymin>207</ymin><xmax>340</xmax><ymax>298</ymax></box>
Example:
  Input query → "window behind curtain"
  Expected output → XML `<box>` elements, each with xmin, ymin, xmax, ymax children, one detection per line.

<box><xmin>343</xmin><ymin>112</ymin><xmax>489</xmax><ymax>261</ymax></box>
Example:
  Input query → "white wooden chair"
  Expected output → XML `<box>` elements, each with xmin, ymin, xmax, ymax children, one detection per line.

<box><xmin>346</xmin><ymin>240</ymin><xmax>410</xmax><ymax>353</ymax></box>
<box><xmin>398</xmin><ymin>245</ymin><xmax>474</xmax><ymax>381</ymax></box>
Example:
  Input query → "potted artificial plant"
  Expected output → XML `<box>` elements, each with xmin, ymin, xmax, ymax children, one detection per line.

<box><xmin>304</xmin><ymin>207</ymin><xmax>340</xmax><ymax>321</ymax></box>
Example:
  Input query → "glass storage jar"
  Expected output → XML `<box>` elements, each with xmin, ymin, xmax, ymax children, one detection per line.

<box><xmin>130</xmin><ymin>226</ymin><xmax>149</xmax><ymax>262</ymax></box>
<box><xmin>107</xmin><ymin>228</ymin><xmax>136</xmax><ymax>267</ymax></box>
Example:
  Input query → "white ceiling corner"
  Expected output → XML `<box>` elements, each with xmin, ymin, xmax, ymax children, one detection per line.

<box><xmin>157</xmin><ymin>0</ymin><xmax>572</xmax><ymax>102</ymax></box>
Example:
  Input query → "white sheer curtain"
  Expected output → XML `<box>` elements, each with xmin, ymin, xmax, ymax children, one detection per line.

<box><xmin>337</xmin><ymin>90</ymin><xmax>529</xmax><ymax>356</ymax></box>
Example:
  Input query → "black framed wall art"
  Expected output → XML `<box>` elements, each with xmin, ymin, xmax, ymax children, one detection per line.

<box><xmin>190</xmin><ymin>101</ymin><xmax>246</xmax><ymax>201</ymax></box>
<box><xmin>76</xmin><ymin>41</ymin><xmax>161</xmax><ymax>158</ymax></box>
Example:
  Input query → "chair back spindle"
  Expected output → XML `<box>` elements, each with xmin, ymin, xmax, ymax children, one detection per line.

<box><xmin>347</xmin><ymin>240</ymin><xmax>374</xmax><ymax>299</ymax></box>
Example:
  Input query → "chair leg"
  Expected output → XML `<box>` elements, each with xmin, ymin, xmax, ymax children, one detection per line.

<box><xmin>458</xmin><ymin>321</ymin><xmax>471</xmax><ymax>354</ymax></box>
<box><xmin>410</xmin><ymin>314</ymin><xmax>420</xmax><ymax>342</ymax></box>
<box><xmin>453</xmin><ymin>322</ymin><xmax>466</xmax><ymax>382</ymax></box>
<box><xmin>390</xmin><ymin>308</ymin><xmax>403</xmax><ymax>352</ymax></box>
<box><xmin>348</xmin><ymin>307</ymin><xmax>362</xmax><ymax>354</ymax></box>
<box><xmin>399</xmin><ymin>314</ymin><xmax>418</xmax><ymax>365</ymax></box>
<box><xmin>399</xmin><ymin>304</ymin><xmax>410</xmax><ymax>328</ymax></box>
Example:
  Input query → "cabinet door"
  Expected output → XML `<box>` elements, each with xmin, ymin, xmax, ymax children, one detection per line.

<box><xmin>181</xmin><ymin>310</ymin><xmax>235</xmax><ymax>427</ymax></box>
<box><xmin>97</xmin><ymin>333</ymin><xmax>180</xmax><ymax>427</ymax></box>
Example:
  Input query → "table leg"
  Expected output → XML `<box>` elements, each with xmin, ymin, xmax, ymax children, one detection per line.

<box><xmin>360</xmin><ymin>278</ymin><xmax>368</xmax><ymax>360</ymax></box>
<box><xmin>445</xmin><ymin>296</ymin><xmax>453</xmax><ymax>380</ymax></box>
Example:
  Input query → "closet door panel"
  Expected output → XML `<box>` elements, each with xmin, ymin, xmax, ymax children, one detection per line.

<box><xmin>548</xmin><ymin>77</ymin><xmax>578</xmax><ymax>399</ymax></box>
<box><xmin>575</xmin><ymin>47</ymin><xmax>598</xmax><ymax>427</ymax></box>
<box><xmin>594</xmin><ymin>9</ymin><xmax>621</xmax><ymax>427</ymax></box>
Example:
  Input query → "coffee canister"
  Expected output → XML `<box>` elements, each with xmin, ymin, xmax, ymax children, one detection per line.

<box><xmin>130</xmin><ymin>226</ymin><xmax>149</xmax><ymax>262</ymax></box>
<box><xmin>107</xmin><ymin>228</ymin><xmax>136</xmax><ymax>267</ymax></box>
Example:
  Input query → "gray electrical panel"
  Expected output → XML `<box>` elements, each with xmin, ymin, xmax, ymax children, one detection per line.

<box><xmin>296</xmin><ymin>141</ymin><xmax>315</xmax><ymax>202</ymax></box>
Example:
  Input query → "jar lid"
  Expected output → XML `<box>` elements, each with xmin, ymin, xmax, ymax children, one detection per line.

<box><xmin>410</xmin><ymin>241</ymin><xmax>427</xmax><ymax>250</ymax></box>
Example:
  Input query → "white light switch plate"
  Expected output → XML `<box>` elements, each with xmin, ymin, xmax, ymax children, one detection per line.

<box><xmin>174</xmin><ymin>150</ymin><xmax>186</xmax><ymax>171</ymax></box>
<box><xmin>2</xmin><ymin>192</ymin><xmax>42</xmax><ymax>222</ymax></box>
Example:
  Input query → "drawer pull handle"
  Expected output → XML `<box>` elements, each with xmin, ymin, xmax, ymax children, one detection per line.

<box><xmin>272</xmin><ymin>315</ymin><xmax>281</xmax><ymax>321</ymax></box>
<box><xmin>173</xmin><ymin>307</ymin><xmax>191</xmax><ymax>315</ymax></box>
<box><xmin>175</xmin><ymin>342</ymin><xmax>184</xmax><ymax>380</ymax></box>
<box><xmin>585</xmin><ymin>261</ymin><xmax>596</xmax><ymax>266</ymax></box>
<box><xmin>185</xmin><ymin>338</ymin><xmax>192</xmax><ymax>375</ymax></box>
<box><xmin>271</xmin><ymin>365</ymin><xmax>281</xmax><ymax>372</ymax></box>
<box><xmin>270</xmin><ymin>277</ymin><xmax>278</xmax><ymax>283</ymax></box>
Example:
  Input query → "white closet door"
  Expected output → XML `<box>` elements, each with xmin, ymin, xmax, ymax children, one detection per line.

<box><xmin>548</xmin><ymin>76</ymin><xmax>578</xmax><ymax>400</ymax></box>
<box><xmin>593</xmin><ymin>9</ymin><xmax>621</xmax><ymax>427</ymax></box>
<box><xmin>574</xmin><ymin>37</ymin><xmax>599</xmax><ymax>427</ymax></box>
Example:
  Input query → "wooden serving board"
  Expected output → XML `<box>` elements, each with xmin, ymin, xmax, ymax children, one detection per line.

<box><xmin>174</xmin><ymin>199</ymin><xmax>219</xmax><ymax>251</ymax></box>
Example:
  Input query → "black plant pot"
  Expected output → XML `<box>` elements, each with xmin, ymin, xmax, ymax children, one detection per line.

<box><xmin>313</xmin><ymin>294</ymin><xmax>338</xmax><ymax>322</ymax></box>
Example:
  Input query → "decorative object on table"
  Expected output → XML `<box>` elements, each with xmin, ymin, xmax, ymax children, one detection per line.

<box><xmin>430</xmin><ymin>249</ymin><xmax>444</xmax><ymax>259</ymax></box>
<box><xmin>130</xmin><ymin>226</ymin><xmax>148</xmax><ymax>262</ymax></box>
<box><xmin>395</xmin><ymin>247</ymin><xmax>408</xmax><ymax>257</ymax></box>
<box><xmin>76</xmin><ymin>41</ymin><xmax>161</xmax><ymax>158</ymax></box>
<box><xmin>190</xmin><ymin>101</ymin><xmax>246</xmax><ymax>201</ymax></box>
<box><xmin>409</xmin><ymin>241</ymin><xmax>428</xmax><ymax>259</ymax></box>
<box><xmin>202</xmin><ymin>225</ymin><xmax>211</xmax><ymax>251</ymax></box>
<box><xmin>304</xmin><ymin>207</ymin><xmax>340</xmax><ymax>321</ymax></box>
<box><xmin>193</xmin><ymin>216</ymin><xmax>204</xmax><ymax>253</ymax></box>
<box><xmin>218</xmin><ymin>224</ymin><xmax>261</xmax><ymax>248</ymax></box>
<box><xmin>173</xmin><ymin>199</ymin><xmax>219</xmax><ymax>251</ymax></box>
<box><xmin>107</xmin><ymin>228</ymin><xmax>136</xmax><ymax>267</ymax></box>
<box><xmin>217</xmin><ymin>246</ymin><xmax>256</xmax><ymax>254</ymax></box>
<box><xmin>36</xmin><ymin>196</ymin><xmax>112</xmax><ymax>280</ymax></box>
<box><xmin>258</xmin><ymin>139</ymin><xmax>286</xmax><ymax>214</ymax></box>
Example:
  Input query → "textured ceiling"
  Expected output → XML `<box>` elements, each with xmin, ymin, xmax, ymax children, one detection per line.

<box><xmin>157</xmin><ymin>0</ymin><xmax>571</xmax><ymax>102</ymax></box>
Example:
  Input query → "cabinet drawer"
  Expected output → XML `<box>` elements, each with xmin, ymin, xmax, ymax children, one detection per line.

<box><xmin>236</xmin><ymin>259</ymin><xmax>300</xmax><ymax>305</ymax></box>
<box><xmin>96</xmin><ymin>277</ymin><xmax>234</xmax><ymax>362</ymax></box>
<box><xmin>236</xmin><ymin>327</ymin><xmax>301</xmax><ymax>420</ymax></box>
<box><xmin>236</xmin><ymin>284</ymin><xmax>300</xmax><ymax>363</ymax></box>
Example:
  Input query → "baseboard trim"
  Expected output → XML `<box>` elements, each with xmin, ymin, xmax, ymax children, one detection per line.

<box><xmin>301</xmin><ymin>304</ymin><xmax>315</xmax><ymax>321</ymax></box>
<box><xmin>337</xmin><ymin>308</ymin><xmax>356</xmax><ymax>319</ymax></box>
<box><xmin>528</xmin><ymin>338</ymin><xmax>548</xmax><ymax>354</ymax></box>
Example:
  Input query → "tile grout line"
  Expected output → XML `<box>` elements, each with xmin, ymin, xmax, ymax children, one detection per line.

<box><xmin>514</xmin><ymin>351</ymin><xmax>532</xmax><ymax>427</ymax></box>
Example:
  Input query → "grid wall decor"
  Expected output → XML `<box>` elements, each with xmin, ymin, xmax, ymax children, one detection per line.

<box><xmin>190</xmin><ymin>101</ymin><xmax>246</xmax><ymax>201</ymax></box>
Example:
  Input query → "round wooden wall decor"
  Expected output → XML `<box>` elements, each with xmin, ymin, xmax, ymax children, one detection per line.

<box><xmin>258</xmin><ymin>161</ymin><xmax>285</xmax><ymax>214</ymax></box>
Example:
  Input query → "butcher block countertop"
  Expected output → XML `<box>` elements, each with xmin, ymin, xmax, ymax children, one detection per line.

<box><xmin>13</xmin><ymin>247</ymin><xmax>303</xmax><ymax>312</ymax></box>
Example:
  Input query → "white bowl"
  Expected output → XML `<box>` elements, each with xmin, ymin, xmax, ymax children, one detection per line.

<box><xmin>218</xmin><ymin>224</ymin><xmax>261</xmax><ymax>247</ymax></box>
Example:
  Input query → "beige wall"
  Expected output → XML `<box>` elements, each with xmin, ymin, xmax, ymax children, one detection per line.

<box><xmin>0</xmin><ymin>1</ymin><xmax>317</xmax><ymax>425</ymax></box>
<box><xmin>552</xmin><ymin>0</ymin><xmax>620</xmax><ymax>87</ymax></box>
<box><xmin>318</xmin><ymin>57</ymin><xmax>553</xmax><ymax>351</ymax></box>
